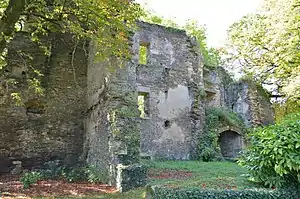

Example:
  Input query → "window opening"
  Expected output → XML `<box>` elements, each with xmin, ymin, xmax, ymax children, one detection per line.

<box><xmin>138</xmin><ymin>92</ymin><xmax>150</xmax><ymax>118</ymax></box>
<box><xmin>164</xmin><ymin>120</ymin><xmax>171</xmax><ymax>128</ymax></box>
<box><xmin>139</xmin><ymin>42</ymin><xmax>149</xmax><ymax>65</ymax></box>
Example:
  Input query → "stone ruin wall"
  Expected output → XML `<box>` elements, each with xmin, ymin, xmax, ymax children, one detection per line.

<box><xmin>225</xmin><ymin>81</ymin><xmax>274</xmax><ymax>128</ymax></box>
<box><xmin>134</xmin><ymin>22</ymin><xmax>205</xmax><ymax>160</ymax></box>
<box><xmin>0</xmin><ymin>33</ymin><xmax>87</xmax><ymax>173</ymax></box>
<box><xmin>203</xmin><ymin>67</ymin><xmax>274</xmax><ymax>128</ymax></box>
<box><xmin>0</xmin><ymin>22</ymin><xmax>274</xmax><ymax>175</ymax></box>
<box><xmin>203</xmin><ymin>67</ymin><xmax>274</xmax><ymax>157</ymax></box>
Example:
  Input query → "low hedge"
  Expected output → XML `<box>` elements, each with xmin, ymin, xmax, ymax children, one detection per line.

<box><xmin>145</xmin><ymin>186</ymin><xmax>300</xmax><ymax>199</ymax></box>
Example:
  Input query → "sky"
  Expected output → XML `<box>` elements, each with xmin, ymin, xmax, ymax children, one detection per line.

<box><xmin>136</xmin><ymin>0</ymin><xmax>263</xmax><ymax>48</ymax></box>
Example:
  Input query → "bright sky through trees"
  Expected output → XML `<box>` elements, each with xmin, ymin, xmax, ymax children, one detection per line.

<box><xmin>136</xmin><ymin>0</ymin><xmax>263</xmax><ymax>47</ymax></box>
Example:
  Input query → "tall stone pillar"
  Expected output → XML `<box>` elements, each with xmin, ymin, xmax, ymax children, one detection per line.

<box><xmin>85</xmin><ymin>42</ymin><xmax>146</xmax><ymax>191</ymax></box>
<box><xmin>188</xmin><ymin>37</ymin><xmax>205</xmax><ymax>160</ymax></box>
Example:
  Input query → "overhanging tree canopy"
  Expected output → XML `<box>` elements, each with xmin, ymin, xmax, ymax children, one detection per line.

<box><xmin>0</xmin><ymin>0</ymin><xmax>142</xmax><ymax>101</ymax></box>
<box><xmin>226</xmin><ymin>0</ymin><xmax>300</xmax><ymax>102</ymax></box>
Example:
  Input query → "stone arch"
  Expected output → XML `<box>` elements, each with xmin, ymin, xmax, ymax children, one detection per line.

<box><xmin>217</xmin><ymin>127</ymin><xmax>243</xmax><ymax>158</ymax></box>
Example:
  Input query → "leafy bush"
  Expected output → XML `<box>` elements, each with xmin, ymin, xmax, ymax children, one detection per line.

<box><xmin>59</xmin><ymin>166</ymin><xmax>87</xmax><ymax>182</ymax></box>
<box><xmin>199</xmin><ymin>147</ymin><xmax>216</xmax><ymax>162</ymax></box>
<box><xmin>20</xmin><ymin>171</ymin><xmax>43</xmax><ymax>189</ymax></box>
<box><xmin>146</xmin><ymin>186</ymin><xmax>300</xmax><ymax>199</ymax></box>
<box><xmin>40</xmin><ymin>160</ymin><xmax>62</xmax><ymax>179</ymax></box>
<box><xmin>57</xmin><ymin>165</ymin><xmax>104</xmax><ymax>183</ymax></box>
<box><xmin>21</xmin><ymin>163</ymin><xmax>105</xmax><ymax>187</ymax></box>
<box><xmin>84</xmin><ymin>165</ymin><xmax>105</xmax><ymax>183</ymax></box>
<box><xmin>238</xmin><ymin>113</ymin><xmax>300</xmax><ymax>188</ymax></box>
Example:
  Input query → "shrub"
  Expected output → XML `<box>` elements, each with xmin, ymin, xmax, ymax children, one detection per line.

<box><xmin>147</xmin><ymin>187</ymin><xmax>299</xmax><ymax>199</ymax></box>
<box><xmin>84</xmin><ymin>165</ymin><xmax>105</xmax><ymax>183</ymax></box>
<box><xmin>199</xmin><ymin>147</ymin><xmax>216</xmax><ymax>162</ymax></box>
<box><xmin>58</xmin><ymin>165</ymin><xmax>105</xmax><ymax>183</ymax></box>
<box><xmin>40</xmin><ymin>160</ymin><xmax>62</xmax><ymax>179</ymax></box>
<box><xmin>146</xmin><ymin>186</ymin><xmax>299</xmax><ymax>199</ymax></box>
<box><xmin>20</xmin><ymin>171</ymin><xmax>43</xmax><ymax>189</ymax></box>
<box><xmin>238</xmin><ymin>113</ymin><xmax>300</xmax><ymax>188</ymax></box>
<box><xmin>59</xmin><ymin>166</ymin><xmax>87</xmax><ymax>182</ymax></box>
<box><xmin>21</xmin><ymin>163</ymin><xmax>105</xmax><ymax>186</ymax></box>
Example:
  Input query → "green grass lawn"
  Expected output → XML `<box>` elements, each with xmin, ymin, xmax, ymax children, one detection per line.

<box><xmin>51</xmin><ymin>160</ymin><xmax>261</xmax><ymax>199</ymax></box>
<box><xmin>144</xmin><ymin>160</ymin><xmax>259</xmax><ymax>190</ymax></box>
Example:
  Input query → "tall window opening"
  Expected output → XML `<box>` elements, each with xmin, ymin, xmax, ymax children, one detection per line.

<box><xmin>139</xmin><ymin>42</ymin><xmax>149</xmax><ymax>65</ymax></box>
<box><xmin>138</xmin><ymin>92</ymin><xmax>149</xmax><ymax>118</ymax></box>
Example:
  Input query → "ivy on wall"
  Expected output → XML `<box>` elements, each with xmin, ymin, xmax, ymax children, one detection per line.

<box><xmin>198</xmin><ymin>107</ymin><xmax>246</xmax><ymax>161</ymax></box>
<box><xmin>108</xmin><ymin>91</ymin><xmax>141</xmax><ymax>165</ymax></box>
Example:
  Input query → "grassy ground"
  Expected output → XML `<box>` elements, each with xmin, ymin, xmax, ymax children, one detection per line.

<box><xmin>144</xmin><ymin>160</ymin><xmax>259</xmax><ymax>190</ymax></box>
<box><xmin>0</xmin><ymin>161</ymin><xmax>261</xmax><ymax>198</ymax></box>
<box><xmin>52</xmin><ymin>160</ymin><xmax>260</xmax><ymax>199</ymax></box>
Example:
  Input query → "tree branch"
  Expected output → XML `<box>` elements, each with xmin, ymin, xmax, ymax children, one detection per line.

<box><xmin>0</xmin><ymin>0</ymin><xmax>26</xmax><ymax>54</ymax></box>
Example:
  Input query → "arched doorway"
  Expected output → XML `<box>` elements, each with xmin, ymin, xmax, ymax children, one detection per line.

<box><xmin>218</xmin><ymin>130</ymin><xmax>243</xmax><ymax>158</ymax></box>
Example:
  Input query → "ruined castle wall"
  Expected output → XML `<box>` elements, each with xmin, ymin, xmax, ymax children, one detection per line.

<box><xmin>226</xmin><ymin>81</ymin><xmax>274</xmax><ymax>127</ymax></box>
<box><xmin>0</xmin><ymin>33</ymin><xmax>87</xmax><ymax>172</ymax></box>
<box><xmin>85</xmin><ymin>40</ymin><xmax>140</xmax><ymax>184</ymax></box>
<box><xmin>133</xmin><ymin>22</ymin><xmax>204</xmax><ymax>160</ymax></box>
<box><xmin>204</xmin><ymin>67</ymin><xmax>233</xmax><ymax>108</ymax></box>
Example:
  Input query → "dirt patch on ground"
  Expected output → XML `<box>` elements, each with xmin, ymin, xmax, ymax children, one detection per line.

<box><xmin>148</xmin><ymin>169</ymin><xmax>193</xmax><ymax>180</ymax></box>
<box><xmin>0</xmin><ymin>174</ymin><xmax>117</xmax><ymax>198</ymax></box>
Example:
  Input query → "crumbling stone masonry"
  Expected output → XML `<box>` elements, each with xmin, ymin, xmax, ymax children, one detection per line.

<box><xmin>0</xmin><ymin>21</ymin><xmax>274</xmax><ymax>188</ymax></box>
<box><xmin>133</xmin><ymin>22</ymin><xmax>205</xmax><ymax>160</ymax></box>
<box><xmin>84</xmin><ymin>22</ymin><xmax>205</xmax><ymax>185</ymax></box>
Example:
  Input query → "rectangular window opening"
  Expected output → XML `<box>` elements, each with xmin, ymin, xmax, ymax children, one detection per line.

<box><xmin>138</xmin><ymin>92</ymin><xmax>149</xmax><ymax>118</ymax></box>
<box><xmin>139</xmin><ymin>42</ymin><xmax>149</xmax><ymax>65</ymax></box>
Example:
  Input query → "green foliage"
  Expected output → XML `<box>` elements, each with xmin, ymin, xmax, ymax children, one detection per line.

<box><xmin>84</xmin><ymin>165</ymin><xmax>106</xmax><ymax>183</ymax></box>
<box><xmin>21</xmin><ymin>163</ymin><xmax>105</xmax><ymax>189</ymax></box>
<box><xmin>225</xmin><ymin>0</ymin><xmax>300</xmax><ymax>101</ymax></box>
<box><xmin>199</xmin><ymin>147</ymin><xmax>217</xmax><ymax>162</ymax></box>
<box><xmin>205</xmin><ymin>107</ymin><xmax>244</xmax><ymax>129</ymax></box>
<box><xmin>141</xmin><ymin>13</ymin><xmax>221</xmax><ymax>68</ymax></box>
<box><xmin>139</xmin><ymin>45</ymin><xmax>148</xmax><ymax>65</ymax></box>
<box><xmin>117</xmin><ymin>164</ymin><xmax>148</xmax><ymax>192</ymax></box>
<box><xmin>59</xmin><ymin>166</ymin><xmax>88</xmax><ymax>182</ymax></box>
<box><xmin>0</xmin><ymin>0</ymin><xmax>142</xmax><ymax>102</ymax></box>
<box><xmin>20</xmin><ymin>171</ymin><xmax>43</xmax><ymax>189</ymax></box>
<box><xmin>183</xmin><ymin>21</ymin><xmax>221</xmax><ymax>68</ymax></box>
<box><xmin>273</xmin><ymin>99</ymin><xmax>300</xmax><ymax>122</ymax></box>
<box><xmin>198</xmin><ymin>107</ymin><xmax>245</xmax><ymax>160</ymax></box>
<box><xmin>53</xmin><ymin>165</ymin><xmax>105</xmax><ymax>183</ymax></box>
<box><xmin>143</xmin><ymin>160</ymin><xmax>259</xmax><ymax>190</ymax></box>
<box><xmin>109</xmin><ymin>92</ymin><xmax>141</xmax><ymax>165</ymax></box>
<box><xmin>238</xmin><ymin>113</ymin><xmax>300</xmax><ymax>188</ymax></box>
<box><xmin>149</xmin><ymin>186</ymin><xmax>300</xmax><ymax>199</ymax></box>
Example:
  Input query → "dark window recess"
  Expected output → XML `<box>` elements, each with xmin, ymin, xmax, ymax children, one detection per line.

<box><xmin>164</xmin><ymin>120</ymin><xmax>171</xmax><ymax>128</ymax></box>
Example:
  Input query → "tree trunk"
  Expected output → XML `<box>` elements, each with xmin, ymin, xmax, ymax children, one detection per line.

<box><xmin>0</xmin><ymin>0</ymin><xmax>26</xmax><ymax>54</ymax></box>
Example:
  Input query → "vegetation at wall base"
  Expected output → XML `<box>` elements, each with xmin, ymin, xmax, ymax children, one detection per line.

<box><xmin>198</xmin><ymin>107</ymin><xmax>245</xmax><ymax>161</ymax></box>
<box><xmin>20</xmin><ymin>162</ymin><xmax>105</xmax><ymax>189</ymax></box>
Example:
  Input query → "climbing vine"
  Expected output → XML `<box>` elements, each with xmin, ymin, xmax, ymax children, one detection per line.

<box><xmin>198</xmin><ymin>107</ymin><xmax>246</xmax><ymax>161</ymax></box>
<box><xmin>108</xmin><ymin>91</ymin><xmax>141</xmax><ymax>165</ymax></box>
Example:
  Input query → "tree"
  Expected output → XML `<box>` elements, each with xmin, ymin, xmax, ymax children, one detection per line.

<box><xmin>225</xmin><ymin>0</ymin><xmax>300</xmax><ymax>103</ymax></box>
<box><xmin>0</xmin><ymin>0</ymin><xmax>142</xmax><ymax>101</ymax></box>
